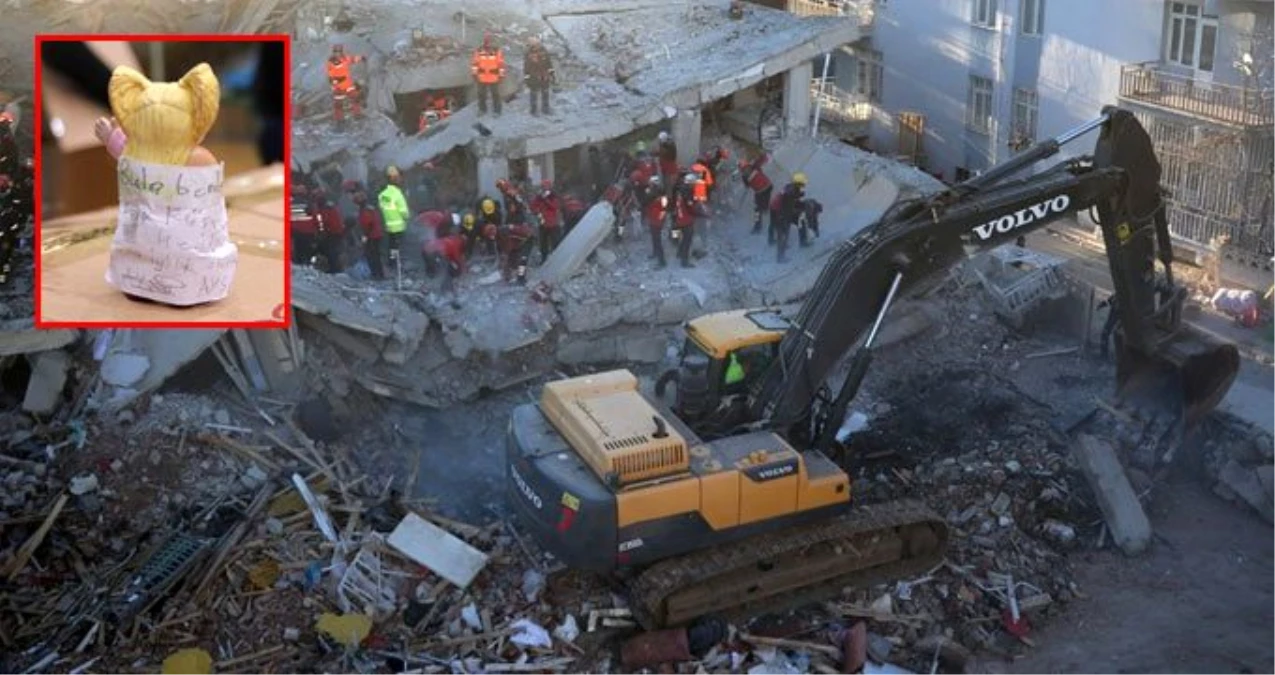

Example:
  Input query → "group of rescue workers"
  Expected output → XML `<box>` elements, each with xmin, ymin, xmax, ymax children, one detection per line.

<box><xmin>325</xmin><ymin>32</ymin><xmax>556</xmax><ymax>126</ymax></box>
<box><xmin>307</xmin><ymin>32</ymin><xmax>825</xmax><ymax>291</ymax></box>
<box><xmin>605</xmin><ymin>133</ymin><xmax>823</xmax><ymax>267</ymax></box>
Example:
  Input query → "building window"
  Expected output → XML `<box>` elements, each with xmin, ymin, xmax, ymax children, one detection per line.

<box><xmin>972</xmin><ymin>0</ymin><xmax>997</xmax><ymax>28</ymax></box>
<box><xmin>1167</xmin><ymin>2</ymin><xmax>1218</xmax><ymax>72</ymax></box>
<box><xmin>966</xmin><ymin>75</ymin><xmax>994</xmax><ymax>134</ymax></box>
<box><xmin>814</xmin><ymin>52</ymin><xmax>838</xmax><ymax>83</ymax></box>
<box><xmin>853</xmin><ymin>48</ymin><xmax>883</xmax><ymax>102</ymax></box>
<box><xmin>1011</xmin><ymin>88</ymin><xmax>1038</xmax><ymax>151</ymax></box>
<box><xmin>1020</xmin><ymin>0</ymin><xmax>1044</xmax><ymax>35</ymax></box>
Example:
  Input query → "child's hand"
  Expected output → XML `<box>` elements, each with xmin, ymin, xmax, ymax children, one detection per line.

<box><xmin>93</xmin><ymin>117</ymin><xmax>114</xmax><ymax>145</ymax></box>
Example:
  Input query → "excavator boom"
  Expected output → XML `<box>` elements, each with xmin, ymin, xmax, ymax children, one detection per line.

<box><xmin>751</xmin><ymin>107</ymin><xmax>1238</xmax><ymax>438</ymax></box>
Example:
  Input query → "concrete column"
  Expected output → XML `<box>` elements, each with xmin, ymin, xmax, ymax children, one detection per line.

<box><xmin>528</xmin><ymin>152</ymin><xmax>555</xmax><ymax>185</ymax></box>
<box><xmin>672</xmin><ymin>109</ymin><xmax>702</xmax><ymax>166</ymax></box>
<box><xmin>476</xmin><ymin>156</ymin><xmax>505</xmax><ymax>195</ymax></box>
<box><xmin>784</xmin><ymin>60</ymin><xmax>814</xmax><ymax>137</ymax></box>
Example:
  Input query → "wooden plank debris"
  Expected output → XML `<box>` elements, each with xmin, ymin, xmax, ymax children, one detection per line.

<box><xmin>2</xmin><ymin>494</ymin><xmax>69</xmax><ymax>580</ymax></box>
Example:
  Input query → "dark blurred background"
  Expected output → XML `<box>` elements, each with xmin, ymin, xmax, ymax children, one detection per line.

<box><xmin>40</xmin><ymin>39</ymin><xmax>286</xmax><ymax>218</ymax></box>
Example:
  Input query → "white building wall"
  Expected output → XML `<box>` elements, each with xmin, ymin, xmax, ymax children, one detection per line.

<box><xmin>1035</xmin><ymin>0</ymin><xmax>1164</xmax><ymax>163</ymax></box>
<box><xmin>862</xmin><ymin>0</ymin><xmax>1164</xmax><ymax>179</ymax></box>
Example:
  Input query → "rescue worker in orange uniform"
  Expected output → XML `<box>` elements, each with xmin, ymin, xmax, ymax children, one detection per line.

<box><xmin>689</xmin><ymin>160</ymin><xmax>712</xmax><ymax>206</ymax></box>
<box><xmin>471</xmin><ymin>33</ymin><xmax>507</xmax><ymax>116</ymax></box>
<box><xmin>326</xmin><ymin>45</ymin><xmax>365</xmax><ymax>123</ymax></box>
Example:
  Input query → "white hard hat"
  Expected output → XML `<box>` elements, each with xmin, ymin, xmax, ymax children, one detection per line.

<box><xmin>658</xmin><ymin>131</ymin><xmax>669</xmax><ymax>142</ymax></box>
<box><xmin>649</xmin><ymin>174</ymin><xmax>662</xmax><ymax>185</ymax></box>
<box><xmin>684</xmin><ymin>173</ymin><xmax>698</xmax><ymax>183</ymax></box>
<box><xmin>452</xmin><ymin>213</ymin><xmax>461</xmax><ymax>226</ymax></box>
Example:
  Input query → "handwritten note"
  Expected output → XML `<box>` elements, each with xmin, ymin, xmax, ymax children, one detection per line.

<box><xmin>105</xmin><ymin>157</ymin><xmax>238</xmax><ymax>305</ymax></box>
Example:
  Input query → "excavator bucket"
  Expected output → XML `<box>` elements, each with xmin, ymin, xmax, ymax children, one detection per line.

<box><xmin>1114</xmin><ymin>325</ymin><xmax>1241</xmax><ymax>433</ymax></box>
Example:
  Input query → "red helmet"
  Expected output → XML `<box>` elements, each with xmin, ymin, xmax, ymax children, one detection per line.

<box><xmin>540</xmin><ymin>179</ymin><xmax>553</xmax><ymax>191</ymax></box>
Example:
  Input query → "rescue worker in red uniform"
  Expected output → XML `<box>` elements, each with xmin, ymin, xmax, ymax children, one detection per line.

<box><xmin>671</xmin><ymin>174</ymin><xmax>698</xmax><ymax>268</ymax></box>
<box><xmin>417</xmin><ymin>209</ymin><xmax>450</xmax><ymax>239</ymax></box>
<box><xmin>471</xmin><ymin>33</ymin><xmax>506</xmax><ymax>116</ymax></box>
<box><xmin>475</xmin><ymin>196</ymin><xmax>502</xmax><ymax>257</ymax></box>
<box><xmin>418</xmin><ymin>93</ymin><xmax>451</xmax><ymax>133</ymax></box>
<box><xmin>500</xmin><ymin>218</ymin><xmax>536</xmax><ymax>285</ymax></box>
<box><xmin>773</xmin><ymin>172</ymin><xmax>808</xmax><ymax>263</ymax></box>
<box><xmin>523</xmin><ymin>37</ymin><xmax>556</xmax><ymax>116</ymax></box>
<box><xmin>290</xmin><ymin>183</ymin><xmax>320</xmax><ymax>265</ymax></box>
<box><xmin>315</xmin><ymin>191</ymin><xmax>346</xmax><ymax>273</ymax></box>
<box><xmin>326</xmin><ymin>45</ymin><xmax>365</xmax><ymax>123</ymax></box>
<box><xmin>560</xmin><ymin>192</ymin><xmax>588</xmax><ymax>235</ymax></box>
<box><xmin>354</xmin><ymin>189</ymin><xmax>385</xmax><ymax>280</ymax></box>
<box><xmin>530</xmin><ymin>179</ymin><xmax>562</xmax><ymax>261</ymax></box>
<box><xmin>642</xmin><ymin>175</ymin><xmax>669</xmax><ymax>268</ymax></box>
<box><xmin>739</xmin><ymin>153</ymin><xmax>773</xmax><ymax>234</ymax></box>
<box><xmin>656</xmin><ymin>131</ymin><xmax>679</xmax><ymax>189</ymax></box>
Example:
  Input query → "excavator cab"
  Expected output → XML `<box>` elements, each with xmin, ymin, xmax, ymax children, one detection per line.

<box><xmin>656</xmin><ymin>310</ymin><xmax>788</xmax><ymax>431</ymax></box>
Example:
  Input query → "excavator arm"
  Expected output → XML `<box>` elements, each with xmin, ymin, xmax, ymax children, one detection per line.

<box><xmin>750</xmin><ymin>107</ymin><xmax>1239</xmax><ymax>442</ymax></box>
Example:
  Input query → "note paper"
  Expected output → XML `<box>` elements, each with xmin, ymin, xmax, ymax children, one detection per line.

<box><xmin>105</xmin><ymin>157</ymin><xmax>238</xmax><ymax>306</ymax></box>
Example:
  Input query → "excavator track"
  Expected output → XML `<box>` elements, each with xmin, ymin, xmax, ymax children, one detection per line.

<box><xmin>629</xmin><ymin>499</ymin><xmax>949</xmax><ymax>629</ymax></box>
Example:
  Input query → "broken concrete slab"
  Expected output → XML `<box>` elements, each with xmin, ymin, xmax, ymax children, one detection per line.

<box><xmin>98</xmin><ymin>329</ymin><xmax>225</xmax><ymax>407</ymax></box>
<box><xmin>22</xmin><ymin>350</ymin><xmax>70</xmax><ymax>415</ymax></box>
<box><xmin>291</xmin><ymin>267</ymin><xmax>428</xmax><ymax>364</ymax></box>
<box><xmin>1072</xmin><ymin>434</ymin><xmax>1152</xmax><ymax>555</ymax></box>
<box><xmin>1217</xmin><ymin>459</ymin><xmax>1274</xmax><ymax>523</ymax></box>
<box><xmin>556</xmin><ymin>330</ymin><xmax>669</xmax><ymax>366</ymax></box>
<box><xmin>0</xmin><ymin>320</ymin><xmax>78</xmax><ymax>356</ymax></box>
<box><xmin>535</xmin><ymin>203</ymin><xmax>617</xmax><ymax>286</ymax></box>
<box><xmin>100</xmin><ymin>351</ymin><xmax>150</xmax><ymax>388</ymax></box>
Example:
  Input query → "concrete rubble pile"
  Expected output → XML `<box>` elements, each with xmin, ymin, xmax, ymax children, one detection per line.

<box><xmin>288</xmin><ymin>135</ymin><xmax>941</xmax><ymax>410</ymax></box>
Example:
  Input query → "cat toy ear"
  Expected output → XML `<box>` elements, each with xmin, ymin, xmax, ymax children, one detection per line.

<box><xmin>179</xmin><ymin>63</ymin><xmax>220</xmax><ymax>144</ymax></box>
<box><xmin>108</xmin><ymin>66</ymin><xmax>150</xmax><ymax>121</ymax></box>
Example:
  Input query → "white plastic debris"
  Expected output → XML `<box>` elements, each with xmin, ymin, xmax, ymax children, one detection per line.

<box><xmin>522</xmin><ymin>568</ymin><xmax>546</xmax><ymax>602</ymax></box>
<box><xmin>836</xmin><ymin>411</ymin><xmax>870</xmax><ymax>442</ymax></box>
<box><xmin>293</xmin><ymin>473</ymin><xmax>339</xmax><ymax>544</ymax></box>
<box><xmin>461</xmin><ymin>603</ymin><xmax>482</xmax><ymax>630</ymax></box>
<box><xmin>509</xmin><ymin>619</ymin><xmax>552</xmax><ymax>649</ymax></box>
<box><xmin>552</xmin><ymin>614</ymin><xmax>580</xmax><ymax>643</ymax></box>
<box><xmin>69</xmin><ymin>473</ymin><xmax>100</xmax><ymax>496</ymax></box>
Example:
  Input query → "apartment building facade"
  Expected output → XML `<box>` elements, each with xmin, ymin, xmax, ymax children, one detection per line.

<box><xmin>800</xmin><ymin>0</ymin><xmax>1272</xmax><ymax>259</ymax></box>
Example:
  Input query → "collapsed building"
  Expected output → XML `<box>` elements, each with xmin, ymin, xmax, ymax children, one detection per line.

<box><xmin>291</xmin><ymin>0</ymin><xmax>864</xmax><ymax>196</ymax></box>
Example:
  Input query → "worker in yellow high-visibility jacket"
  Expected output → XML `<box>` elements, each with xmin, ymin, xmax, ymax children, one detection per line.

<box><xmin>378</xmin><ymin>165</ymin><xmax>410</xmax><ymax>285</ymax></box>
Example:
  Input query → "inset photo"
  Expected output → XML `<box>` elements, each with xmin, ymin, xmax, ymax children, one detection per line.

<box><xmin>34</xmin><ymin>35</ymin><xmax>290</xmax><ymax>328</ymax></box>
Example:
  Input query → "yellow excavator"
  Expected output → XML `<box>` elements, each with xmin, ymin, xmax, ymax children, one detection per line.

<box><xmin>505</xmin><ymin>108</ymin><xmax>1240</xmax><ymax>629</ymax></box>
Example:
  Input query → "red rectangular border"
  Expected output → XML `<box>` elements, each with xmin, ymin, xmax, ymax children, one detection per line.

<box><xmin>33</xmin><ymin>33</ymin><xmax>292</xmax><ymax>330</ymax></box>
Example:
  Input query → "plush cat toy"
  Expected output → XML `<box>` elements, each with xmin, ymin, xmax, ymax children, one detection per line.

<box><xmin>100</xmin><ymin>63</ymin><xmax>238</xmax><ymax>307</ymax></box>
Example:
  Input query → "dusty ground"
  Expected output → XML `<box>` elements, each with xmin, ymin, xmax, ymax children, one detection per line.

<box><xmin>1007</xmin><ymin>467</ymin><xmax>1274</xmax><ymax>674</ymax></box>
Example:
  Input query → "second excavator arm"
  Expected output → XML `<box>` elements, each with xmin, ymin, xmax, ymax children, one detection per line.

<box><xmin>748</xmin><ymin>107</ymin><xmax>1238</xmax><ymax>446</ymax></box>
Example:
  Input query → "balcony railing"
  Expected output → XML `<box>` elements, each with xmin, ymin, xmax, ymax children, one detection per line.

<box><xmin>811</xmin><ymin>80</ymin><xmax>873</xmax><ymax>133</ymax></box>
<box><xmin>789</xmin><ymin>0</ymin><xmax>875</xmax><ymax>32</ymax></box>
<box><xmin>1119</xmin><ymin>62</ymin><xmax>1274</xmax><ymax>127</ymax></box>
